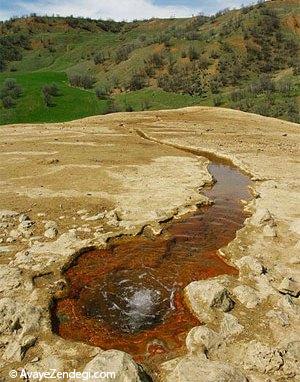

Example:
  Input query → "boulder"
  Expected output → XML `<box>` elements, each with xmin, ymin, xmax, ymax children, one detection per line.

<box><xmin>160</xmin><ymin>354</ymin><xmax>247</xmax><ymax>382</ymax></box>
<box><xmin>72</xmin><ymin>350</ymin><xmax>142</xmax><ymax>382</ymax></box>
<box><xmin>243</xmin><ymin>341</ymin><xmax>283</xmax><ymax>373</ymax></box>
<box><xmin>185</xmin><ymin>277</ymin><xmax>235</xmax><ymax>321</ymax></box>
<box><xmin>186</xmin><ymin>326</ymin><xmax>221</xmax><ymax>354</ymax></box>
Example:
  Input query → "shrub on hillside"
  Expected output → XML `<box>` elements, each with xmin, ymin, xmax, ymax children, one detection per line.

<box><xmin>213</xmin><ymin>95</ymin><xmax>222</xmax><ymax>107</ymax></box>
<box><xmin>145</xmin><ymin>52</ymin><xmax>165</xmax><ymax>69</ymax></box>
<box><xmin>114</xmin><ymin>44</ymin><xmax>135</xmax><ymax>64</ymax></box>
<box><xmin>2</xmin><ymin>96</ymin><xmax>15</xmax><ymax>109</ymax></box>
<box><xmin>0</xmin><ymin>78</ymin><xmax>22</xmax><ymax>108</ymax></box>
<box><xmin>94</xmin><ymin>51</ymin><xmax>106</xmax><ymax>65</ymax></box>
<box><xmin>188</xmin><ymin>46</ymin><xmax>200</xmax><ymax>61</ymax></box>
<box><xmin>41</xmin><ymin>83</ymin><xmax>60</xmax><ymax>107</ymax></box>
<box><xmin>95</xmin><ymin>86</ymin><xmax>110</xmax><ymax>99</ymax></box>
<box><xmin>68</xmin><ymin>73</ymin><xmax>96</xmax><ymax>89</ymax></box>
<box><xmin>128</xmin><ymin>73</ymin><xmax>148</xmax><ymax>91</ymax></box>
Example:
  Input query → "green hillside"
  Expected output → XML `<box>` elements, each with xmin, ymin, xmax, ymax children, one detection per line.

<box><xmin>0</xmin><ymin>0</ymin><xmax>299</xmax><ymax>125</ymax></box>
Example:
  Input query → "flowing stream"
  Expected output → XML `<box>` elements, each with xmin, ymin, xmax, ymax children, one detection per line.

<box><xmin>52</xmin><ymin>152</ymin><xmax>252</xmax><ymax>369</ymax></box>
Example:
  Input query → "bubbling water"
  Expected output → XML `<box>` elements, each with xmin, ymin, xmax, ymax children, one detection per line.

<box><xmin>53</xmin><ymin>161</ymin><xmax>252</xmax><ymax>365</ymax></box>
<box><xmin>81</xmin><ymin>269</ymin><xmax>174</xmax><ymax>333</ymax></box>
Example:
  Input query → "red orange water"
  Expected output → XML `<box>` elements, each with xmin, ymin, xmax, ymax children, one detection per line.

<box><xmin>53</xmin><ymin>162</ymin><xmax>251</xmax><ymax>367</ymax></box>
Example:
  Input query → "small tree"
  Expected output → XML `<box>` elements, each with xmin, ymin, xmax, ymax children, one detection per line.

<box><xmin>0</xmin><ymin>78</ymin><xmax>22</xmax><ymax>108</ymax></box>
<box><xmin>42</xmin><ymin>83</ymin><xmax>60</xmax><ymax>107</ymax></box>
<box><xmin>2</xmin><ymin>96</ymin><xmax>15</xmax><ymax>109</ymax></box>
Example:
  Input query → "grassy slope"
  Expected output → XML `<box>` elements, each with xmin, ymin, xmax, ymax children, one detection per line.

<box><xmin>0</xmin><ymin>0</ymin><xmax>299</xmax><ymax>125</ymax></box>
<box><xmin>0</xmin><ymin>72</ymin><xmax>108</xmax><ymax>124</ymax></box>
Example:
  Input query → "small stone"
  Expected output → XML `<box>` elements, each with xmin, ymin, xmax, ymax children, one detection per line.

<box><xmin>220</xmin><ymin>313</ymin><xmax>244</xmax><ymax>339</ymax></box>
<box><xmin>84</xmin><ymin>212</ymin><xmax>105</xmax><ymax>221</ymax></box>
<box><xmin>18</xmin><ymin>220</ymin><xmax>34</xmax><ymax>230</ymax></box>
<box><xmin>0</xmin><ymin>210</ymin><xmax>18</xmax><ymax>220</ymax></box>
<box><xmin>77</xmin><ymin>209</ymin><xmax>88</xmax><ymax>215</ymax></box>
<box><xmin>18</xmin><ymin>214</ymin><xmax>30</xmax><ymax>223</ymax></box>
<box><xmin>263</xmin><ymin>225</ymin><xmax>277</xmax><ymax>237</ymax></box>
<box><xmin>186</xmin><ymin>326</ymin><xmax>221</xmax><ymax>354</ymax></box>
<box><xmin>9</xmin><ymin>229</ymin><xmax>22</xmax><ymax>240</ymax></box>
<box><xmin>44</xmin><ymin>227</ymin><xmax>58</xmax><ymax>239</ymax></box>
<box><xmin>277</xmin><ymin>277</ymin><xmax>300</xmax><ymax>297</ymax></box>
<box><xmin>235</xmin><ymin>256</ymin><xmax>264</xmax><ymax>276</ymax></box>
<box><xmin>44</xmin><ymin>221</ymin><xmax>58</xmax><ymax>230</ymax></box>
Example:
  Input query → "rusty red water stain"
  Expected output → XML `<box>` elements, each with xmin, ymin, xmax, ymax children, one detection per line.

<box><xmin>53</xmin><ymin>162</ymin><xmax>251</xmax><ymax>366</ymax></box>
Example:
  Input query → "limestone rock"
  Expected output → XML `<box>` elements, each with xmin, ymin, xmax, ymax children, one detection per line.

<box><xmin>277</xmin><ymin>277</ymin><xmax>300</xmax><ymax>297</ymax></box>
<box><xmin>160</xmin><ymin>354</ymin><xmax>247</xmax><ymax>382</ymax></box>
<box><xmin>235</xmin><ymin>256</ymin><xmax>264</xmax><ymax>276</ymax></box>
<box><xmin>0</xmin><ymin>297</ymin><xmax>42</xmax><ymax>336</ymax></box>
<box><xmin>84</xmin><ymin>212</ymin><xmax>105</xmax><ymax>221</ymax></box>
<box><xmin>263</xmin><ymin>225</ymin><xmax>277</xmax><ymax>238</ymax></box>
<box><xmin>73</xmin><ymin>350</ymin><xmax>142</xmax><ymax>382</ymax></box>
<box><xmin>44</xmin><ymin>227</ymin><xmax>58</xmax><ymax>239</ymax></box>
<box><xmin>185</xmin><ymin>277</ymin><xmax>235</xmax><ymax>321</ymax></box>
<box><xmin>0</xmin><ymin>210</ymin><xmax>18</xmax><ymax>220</ymax></box>
<box><xmin>186</xmin><ymin>326</ymin><xmax>221</xmax><ymax>354</ymax></box>
<box><xmin>18</xmin><ymin>220</ymin><xmax>34</xmax><ymax>230</ymax></box>
<box><xmin>281</xmin><ymin>341</ymin><xmax>300</xmax><ymax>378</ymax></box>
<box><xmin>19</xmin><ymin>214</ymin><xmax>30</xmax><ymax>223</ymax></box>
<box><xmin>243</xmin><ymin>341</ymin><xmax>283</xmax><ymax>373</ymax></box>
<box><xmin>14</xmin><ymin>230</ymin><xmax>91</xmax><ymax>271</ymax></box>
<box><xmin>0</xmin><ymin>246</ymin><xmax>11</xmax><ymax>253</ymax></box>
<box><xmin>44</xmin><ymin>221</ymin><xmax>58</xmax><ymax>230</ymax></box>
<box><xmin>105</xmin><ymin>210</ymin><xmax>120</xmax><ymax>226</ymax></box>
<box><xmin>8</xmin><ymin>229</ymin><xmax>21</xmax><ymax>241</ymax></box>
<box><xmin>3</xmin><ymin>334</ymin><xmax>36</xmax><ymax>362</ymax></box>
<box><xmin>233</xmin><ymin>285</ymin><xmax>261</xmax><ymax>308</ymax></box>
<box><xmin>251</xmin><ymin>208</ymin><xmax>275</xmax><ymax>227</ymax></box>
<box><xmin>0</xmin><ymin>266</ymin><xmax>22</xmax><ymax>293</ymax></box>
<box><xmin>220</xmin><ymin>313</ymin><xmax>244</xmax><ymax>339</ymax></box>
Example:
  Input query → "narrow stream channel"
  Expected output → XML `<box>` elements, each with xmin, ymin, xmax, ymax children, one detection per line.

<box><xmin>52</xmin><ymin>154</ymin><xmax>252</xmax><ymax>371</ymax></box>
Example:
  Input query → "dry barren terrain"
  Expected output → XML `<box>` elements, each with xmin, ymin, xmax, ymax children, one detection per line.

<box><xmin>0</xmin><ymin>107</ymin><xmax>299</xmax><ymax>381</ymax></box>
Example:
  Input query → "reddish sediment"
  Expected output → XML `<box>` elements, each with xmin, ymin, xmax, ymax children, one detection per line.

<box><xmin>53</xmin><ymin>162</ymin><xmax>251</xmax><ymax>365</ymax></box>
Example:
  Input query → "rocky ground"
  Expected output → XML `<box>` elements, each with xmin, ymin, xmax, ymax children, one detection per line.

<box><xmin>0</xmin><ymin>107</ymin><xmax>299</xmax><ymax>381</ymax></box>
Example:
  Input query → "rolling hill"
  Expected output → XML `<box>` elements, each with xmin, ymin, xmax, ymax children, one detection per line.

<box><xmin>0</xmin><ymin>0</ymin><xmax>299</xmax><ymax>125</ymax></box>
